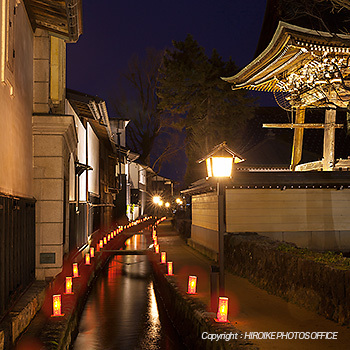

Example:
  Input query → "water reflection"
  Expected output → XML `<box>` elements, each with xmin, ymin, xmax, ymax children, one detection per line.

<box><xmin>73</xmin><ymin>234</ymin><xmax>185</xmax><ymax>350</ymax></box>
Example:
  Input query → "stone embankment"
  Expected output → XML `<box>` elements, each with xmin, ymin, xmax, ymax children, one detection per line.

<box><xmin>224</xmin><ymin>233</ymin><xmax>350</xmax><ymax>325</ymax></box>
<box><xmin>149</xmin><ymin>253</ymin><xmax>258</xmax><ymax>350</ymax></box>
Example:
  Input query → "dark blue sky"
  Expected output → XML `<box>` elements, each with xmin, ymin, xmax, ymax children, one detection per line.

<box><xmin>67</xmin><ymin>0</ymin><xmax>274</xmax><ymax>106</ymax></box>
<box><xmin>66</xmin><ymin>0</ymin><xmax>276</xmax><ymax>183</ymax></box>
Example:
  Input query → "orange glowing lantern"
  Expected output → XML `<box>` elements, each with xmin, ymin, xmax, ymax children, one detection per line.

<box><xmin>73</xmin><ymin>262</ymin><xmax>79</xmax><ymax>278</ymax></box>
<box><xmin>99</xmin><ymin>240</ymin><xmax>103</xmax><ymax>248</ymax></box>
<box><xmin>155</xmin><ymin>244</ymin><xmax>160</xmax><ymax>254</ymax></box>
<box><xmin>65</xmin><ymin>277</ymin><xmax>73</xmax><ymax>295</ymax></box>
<box><xmin>107</xmin><ymin>234</ymin><xmax>111</xmax><ymax>241</ymax></box>
<box><xmin>90</xmin><ymin>247</ymin><xmax>95</xmax><ymax>258</ymax></box>
<box><xmin>51</xmin><ymin>294</ymin><xmax>64</xmax><ymax>317</ymax></box>
<box><xmin>85</xmin><ymin>253</ymin><xmax>91</xmax><ymax>265</ymax></box>
<box><xmin>216</xmin><ymin>297</ymin><xmax>229</xmax><ymax>323</ymax></box>
<box><xmin>161</xmin><ymin>252</ymin><xmax>166</xmax><ymax>264</ymax></box>
<box><xmin>167</xmin><ymin>262</ymin><xmax>173</xmax><ymax>275</ymax></box>
<box><xmin>104</xmin><ymin>237</ymin><xmax>107</xmax><ymax>245</ymax></box>
<box><xmin>187</xmin><ymin>276</ymin><xmax>197</xmax><ymax>294</ymax></box>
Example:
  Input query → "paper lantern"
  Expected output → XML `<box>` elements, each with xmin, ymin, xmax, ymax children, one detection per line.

<box><xmin>216</xmin><ymin>297</ymin><xmax>229</xmax><ymax>323</ymax></box>
<box><xmin>187</xmin><ymin>276</ymin><xmax>197</xmax><ymax>294</ymax></box>
<box><xmin>51</xmin><ymin>294</ymin><xmax>64</xmax><ymax>317</ymax></box>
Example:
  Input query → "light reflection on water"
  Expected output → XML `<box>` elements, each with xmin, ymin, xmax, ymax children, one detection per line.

<box><xmin>73</xmin><ymin>234</ymin><xmax>184</xmax><ymax>350</ymax></box>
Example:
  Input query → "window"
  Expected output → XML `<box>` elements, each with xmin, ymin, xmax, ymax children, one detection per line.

<box><xmin>1</xmin><ymin>0</ymin><xmax>18</xmax><ymax>95</ymax></box>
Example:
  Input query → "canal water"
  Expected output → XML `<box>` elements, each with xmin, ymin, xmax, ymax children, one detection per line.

<box><xmin>73</xmin><ymin>234</ymin><xmax>186</xmax><ymax>350</ymax></box>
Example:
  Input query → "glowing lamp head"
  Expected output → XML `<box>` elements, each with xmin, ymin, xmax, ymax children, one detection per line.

<box><xmin>153</xmin><ymin>195</ymin><xmax>161</xmax><ymax>204</ymax></box>
<box><xmin>72</xmin><ymin>262</ymin><xmax>79</xmax><ymax>278</ymax></box>
<box><xmin>52</xmin><ymin>294</ymin><xmax>64</xmax><ymax>317</ymax></box>
<box><xmin>155</xmin><ymin>244</ymin><xmax>160</xmax><ymax>254</ymax></box>
<box><xmin>187</xmin><ymin>276</ymin><xmax>197</xmax><ymax>294</ymax></box>
<box><xmin>167</xmin><ymin>261</ymin><xmax>173</xmax><ymax>275</ymax></box>
<box><xmin>216</xmin><ymin>297</ymin><xmax>229</xmax><ymax>323</ymax></box>
<box><xmin>198</xmin><ymin>142</ymin><xmax>244</xmax><ymax>179</ymax></box>
<box><xmin>65</xmin><ymin>277</ymin><xmax>73</xmax><ymax>295</ymax></box>
<box><xmin>206</xmin><ymin>157</ymin><xmax>233</xmax><ymax>177</ymax></box>
<box><xmin>176</xmin><ymin>198</ymin><xmax>181</xmax><ymax>204</ymax></box>
<box><xmin>85</xmin><ymin>253</ymin><xmax>91</xmax><ymax>265</ymax></box>
<box><xmin>165</xmin><ymin>202</ymin><xmax>170</xmax><ymax>208</ymax></box>
<box><xmin>90</xmin><ymin>247</ymin><xmax>95</xmax><ymax>258</ymax></box>
<box><xmin>161</xmin><ymin>251</ymin><xmax>166</xmax><ymax>264</ymax></box>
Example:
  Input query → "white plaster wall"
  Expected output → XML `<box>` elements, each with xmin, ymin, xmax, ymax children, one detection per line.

<box><xmin>226</xmin><ymin>188</ymin><xmax>350</xmax><ymax>232</ymax></box>
<box><xmin>192</xmin><ymin>193</ymin><xmax>218</xmax><ymax>231</ymax></box>
<box><xmin>75</xmin><ymin>114</ymin><xmax>86</xmax><ymax>201</ymax></box>
<box><xmin>0</xmin><ymin>1</ymin><xmax>33</xmax><ymax>197</ymax></box>
<box><xmin>129</xmin><ymin>162</ymin><xmax>139</xmax><ymax>188</ymax></box>
<box><xmin>139</xmin><ymin>167</ymin><xmax>146</xmax><ymax>185</ymax></box>
<box><xmin>87</xmin><ymin>123</ymin><xmax>99</xmax><ymax>195</ymax></box>
<box><xmin>65</xmin><ymin>101</ymin><xmax>77</xmax><ymax>201</ymax></box>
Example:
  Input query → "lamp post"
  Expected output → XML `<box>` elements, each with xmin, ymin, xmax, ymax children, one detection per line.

<box><xmin>198</xmin><ymin>141</ymin><xmax>244</xmax><ymax>296</ymax></box>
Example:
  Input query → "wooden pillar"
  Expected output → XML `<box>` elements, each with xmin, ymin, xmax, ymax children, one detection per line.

<box><xmin>290</xmin><ymin>107</ymin><xmax>305</xmax><ymax>171</ymax></box>
<box><xmin>323</xmin><ymin>107</ymin><xmax>337</xmax><ymax>171</ymax></box>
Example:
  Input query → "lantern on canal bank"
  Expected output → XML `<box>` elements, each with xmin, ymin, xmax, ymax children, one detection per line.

<box><xmin>51</xmin><ymin>294</ymin><xmax>64</xmax><ymax>317</ymax></box>
<box><xmin>90</xmin><ymin>247</ymin><xmax>95</xmax><ymax>258</ymax></box>
<box><xmin>99</xmin><ymin>240</ymin><xmax>103</xmax><ymax>248</ymax></box>
<box><xmin>215</xmin><ymin>297</ymin><xmax>229</xmax><ymax>323</ymax></box>
<box><xmin>73</xmin><ymin>263</ymin><xmax>79</xmax><ymax>278</ymax></box>
<box><xmin>161</xmin><ymin>252</ymin><xmax>166</xmax><ymax>264</ymax></box>
<box><xmin>107</xmin><ymin>234</ymin><xmax>111</xmax><ymax>241</ymax></box>
<box><xmin>85</xmin><ymin>253</ymin><xmax>91</xmax><ymax>265</ymax></box>
<box><xmin>155</xmin><ymin>244</ymin><xmax>159</xmax><ymax>254</ymax></box>
<box><xmin>104</xmin><ymin>237</ymin><xmax>107</xmax><ymax>245</ymax></box>
<box><xmin>167</xmin><ymin>262</ymin><xmax>173</xmax><ymax>276</ymax></box>
<box><xmin>65</xmin><ymin>277</ymin><xmax>73</xmax><ymax>295</ymax></box>
<box><xmin>187</xmin><ymin>276</ymin><xmax>197</xmax><ymax>294</ymax></box>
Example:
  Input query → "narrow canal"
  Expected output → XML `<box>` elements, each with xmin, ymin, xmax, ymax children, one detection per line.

<box><xmin>73</xmin><ymin>233</ymin><xmax>186</xmax><ymax>350</ymax></box>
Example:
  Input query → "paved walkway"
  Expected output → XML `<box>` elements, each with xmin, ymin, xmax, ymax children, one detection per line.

<box><xmin>156</xmin><ymin>220</ymin><xmax>350</xmax><ymax>350</ymax></box>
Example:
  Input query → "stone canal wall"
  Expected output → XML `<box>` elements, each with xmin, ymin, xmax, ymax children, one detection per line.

<box><xmin>149</xmin><ymin>253</ymin><xmax>258</xmax><ymax>350</ymax></box>
<box><xmin>224</xmin><ymin>233</ymin><xmax>350</xmax><ymax>325</ymax></box>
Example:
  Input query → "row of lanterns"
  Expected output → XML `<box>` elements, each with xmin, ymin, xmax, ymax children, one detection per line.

<box><xmin>52</xmin><ymin>216</ymin><xmax>151</xmax><ymax>317</ymax></box>
<box><xmin>152</xmin><ymin>220</ymin><xmax>229</xmax><ymax>323</ymax></box>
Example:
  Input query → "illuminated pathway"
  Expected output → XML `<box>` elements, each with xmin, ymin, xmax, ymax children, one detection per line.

<box><xmin>156</xmin><ymin>220</ymin><xmax>350</xmax><ymax>350</ymax></box>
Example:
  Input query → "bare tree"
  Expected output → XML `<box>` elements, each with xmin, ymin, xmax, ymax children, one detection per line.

<box><xmin>110</xmin><ymin>48</ymin><xmax>181</xmax><ymax>171</ymax></box>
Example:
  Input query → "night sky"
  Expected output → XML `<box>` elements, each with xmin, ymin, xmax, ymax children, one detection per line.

<box><xmin>66</xmin><ymin>0</ymin><xmax>276</xmax><ymax>183</ymax></box>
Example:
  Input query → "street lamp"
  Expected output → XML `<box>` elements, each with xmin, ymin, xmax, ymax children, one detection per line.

<box><xmin>197</xmin><ymin>141</ymin><xmax>244</xmax><ymax>295</ymax></box>
<box><xmin>153</xmin><ymin>195</ymin><xmax>161</xmax><ymax>205</ymax></box>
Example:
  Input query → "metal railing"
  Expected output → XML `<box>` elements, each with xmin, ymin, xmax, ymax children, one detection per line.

<box><xmin>0</xmin><ymin>194</ymin><xmax>35</xmax><ymax>317</ymax></box>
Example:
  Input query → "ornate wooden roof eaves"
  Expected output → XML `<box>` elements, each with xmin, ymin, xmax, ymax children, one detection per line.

<box><xmin>222</xmin><ymin>21</ymin><xmax>350</xmax><ymax>92</ymax></box>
